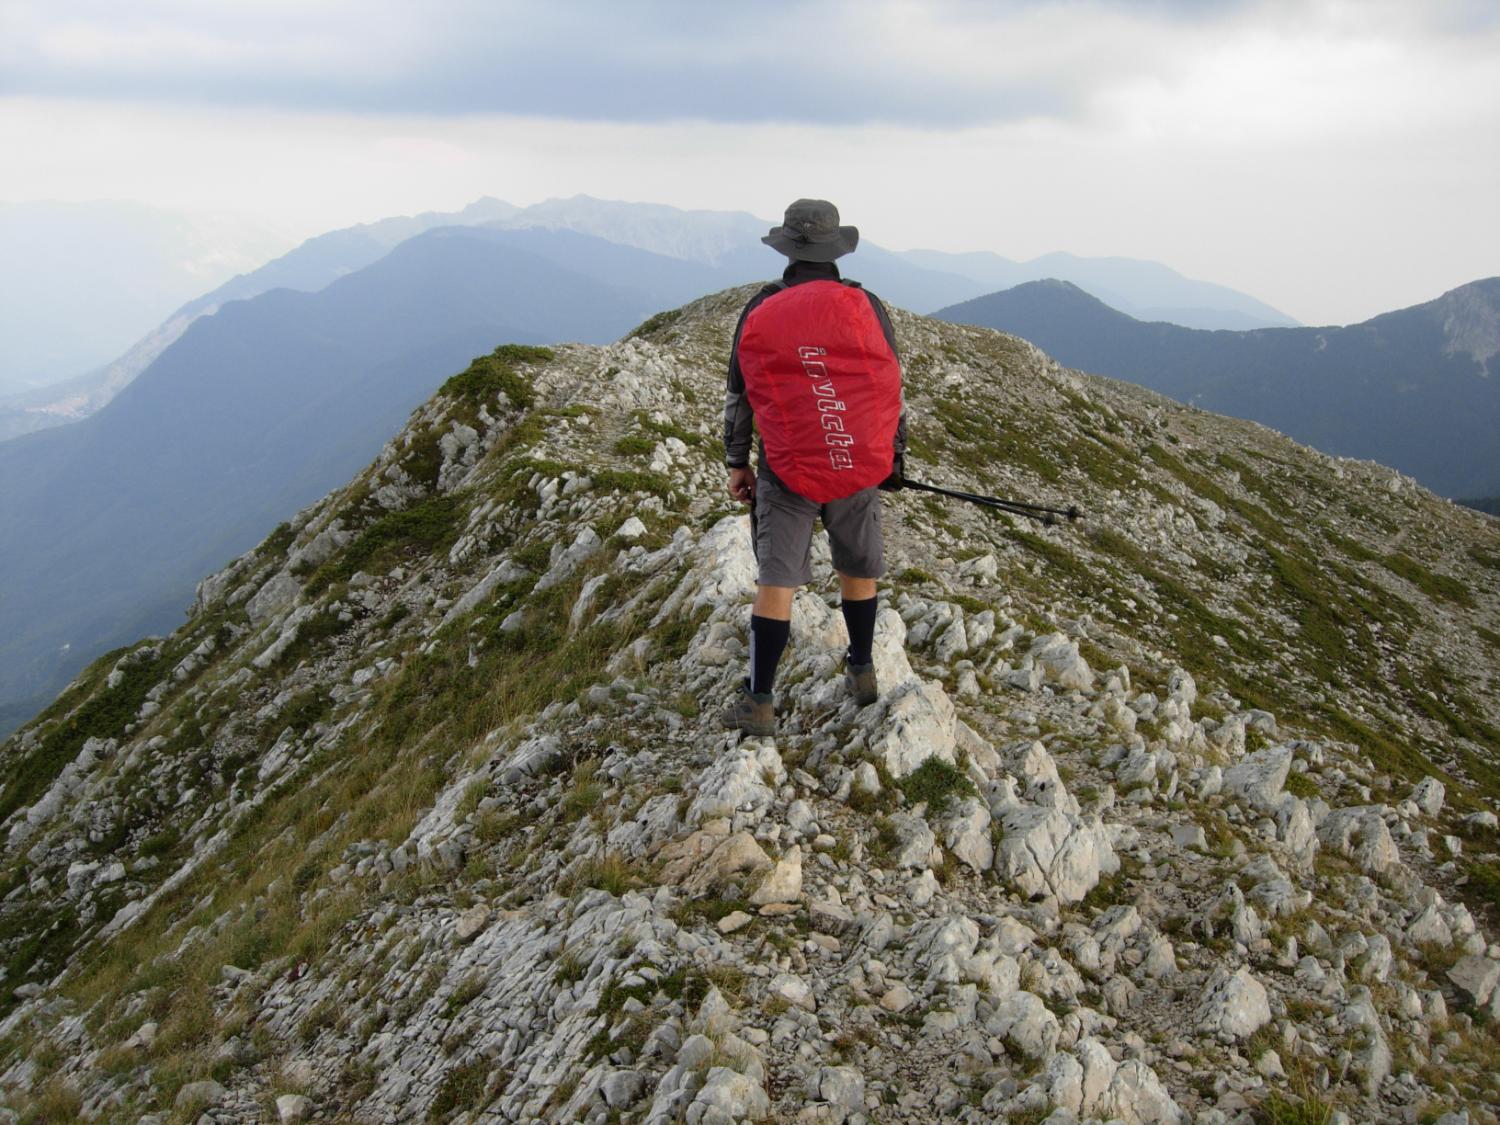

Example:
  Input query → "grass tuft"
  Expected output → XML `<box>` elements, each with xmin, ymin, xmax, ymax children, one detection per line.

<box><xmin>897</xmin><ymin>756</ymin><xmax>977</xmax><ymax>817</ymax></box>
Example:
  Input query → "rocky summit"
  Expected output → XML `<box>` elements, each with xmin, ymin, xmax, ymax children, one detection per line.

<box><xmin>0</xmin><ymin>287</ymin><xmax>1497</xmax><ymax>1124</ymax></box>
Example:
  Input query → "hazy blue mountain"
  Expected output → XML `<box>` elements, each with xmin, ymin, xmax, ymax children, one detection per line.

<box><xmin>0</xmin><ymin>200</ymin><xmax>288</xmax><ymax>394</ymax></box>
<box><xmin>0</xmin><ymin>225</ymin><xmax>676</xmax><ymax>729</ymax></box>
<box><xmin>935</xmin><ymin>277</ymin><xmax>1500</xmax><ymax>498</ymax></box>
<box><xmin>177</xmin><ymin>196</ymin><xmax>521</xmax><ymax>317</ymax></box>
<box><xmin>0</xmin><ymin>199</ymin><xmax>522</xmax><ymax>441</ymax></box>
<box><xmin>1461</xmin><ymin>497</ymin><xmax>1500</xmax><ymax>517</ymax></box>
<box><xmin>902</xmin><ymin>247</ymin><xmax>1298</xmax><ymax>330</ymax></box>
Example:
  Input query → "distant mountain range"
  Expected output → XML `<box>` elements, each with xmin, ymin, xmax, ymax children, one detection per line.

<box><xmin>0</xmin><ymin>196</ymin><xmax>1295</xmax><ymax>441</ymax></box>
<box><xmin>0</xmin><ymin>225</ymin><xmax>690</xmax><ymax>726</ymax></box>
<box><xmin>936</xmin><ymin>277</ymin><xmax>1500</xmax><ymax>499</ymax></box>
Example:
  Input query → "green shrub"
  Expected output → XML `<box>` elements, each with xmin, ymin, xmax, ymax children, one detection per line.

<box><xmin>590</xmin><ymin>468</ymin><xmax>674</xmax><ymax>498</ymax></box>
<box><xmin>312</xmin><ymin>495</ymin><xmax>464</xmax><ymax>589</ymax></box>
<box><xmin>897</xmin><ymin>757</ymin><xmax>977</xmax><ymax>816</ymax></box>
<box><xmin>259</xmin><ymin>522</ymin><xmax>296</xmax><ymax>559</ymax></box>
<box><xmin>614</xmin><ymin>433</ymin><xmax>655</xmax><ymax>456</ymax></box>
<box><xmin>439</xmin><ymin>345</ymin><xmax>552</xmax><ymax>409</ymax></box>
<box><xmin>442</xmin><ymin>974</ymin><xmax>485</xmax><ymax>1020</ymax></box>
<box><xmin>1284</xmin><ymin>771</ymin><xmax>1319</xmax><ymax>799</ymax></box>
<box><xmin>428</xmin><ymin>1059</ymin><xmax>492</xmax><ymax>1120</ymax></box>
<box><xmin>139</xmin><ymin>825</ymin><xmax>181</xmax><ymax>858</ymax></box>
<box><xmin>627</xmin><ymin>307</ymin><xmax>684</xmax><ymax>339</ymax></box>
<box><xmin>568</xmin><ymin>853</ymin><xmax>637</xmax><ymax>896</ymax></box>
<box><xmin>277</xmin><ymin>688</ymin><xmax>333</xmax><ymax>736</ymax></box>
<box><xmin>1256</xmin><ymin>1088</ymin><xmax>1335</xmax><ymax>1124</ymax></box>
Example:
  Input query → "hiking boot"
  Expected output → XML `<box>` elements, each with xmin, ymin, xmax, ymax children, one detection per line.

<box><xmin>722</xmin><ymin>681</ymin><xmax>775</xmax><ymax>737</ymax></box>
<box><xmin>845</xmin><ymin>660</ymin><xmax>878</xmax><ymax>707</ymax></box>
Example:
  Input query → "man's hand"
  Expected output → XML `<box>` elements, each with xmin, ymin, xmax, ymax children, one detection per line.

<box><xmin>728</xmin><ymin>466</ymin><xmax>756</xmax><ymax>504</ymax></box>
<box><xmin>878</xmin><ymin>452</ymin><xmax>905</xmax><ymax>492</ymax></box>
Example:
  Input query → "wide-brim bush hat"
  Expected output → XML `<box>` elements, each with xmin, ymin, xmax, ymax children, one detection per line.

<box><xmin>762</xmin><ymin>198</ymin><xmax>859</xmax><ymax>261</ymax></box>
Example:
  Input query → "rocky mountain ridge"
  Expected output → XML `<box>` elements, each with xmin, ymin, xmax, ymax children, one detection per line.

<box><xmin>0</xmin><ymin>289</ymin><xmax>1496</xmax><ymax>1123</ymax></box>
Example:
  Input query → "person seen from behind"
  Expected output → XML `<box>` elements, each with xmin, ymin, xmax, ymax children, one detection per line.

<box><xmin>722</xmin><ymin>198</ymin><xmax>906</xmax><ymax>737</ymax></box>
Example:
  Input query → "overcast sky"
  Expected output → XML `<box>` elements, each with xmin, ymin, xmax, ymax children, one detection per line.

<box><xmin>2</xmin><ymin>0</ymin><xmax>1497</xmax><ymax>325</ymax></box>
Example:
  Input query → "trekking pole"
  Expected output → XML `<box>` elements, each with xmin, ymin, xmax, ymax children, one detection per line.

<box><xmin>901</xmin><ymin>478</ymin><xmax>1081</xmax><ymax>526</ymax></box>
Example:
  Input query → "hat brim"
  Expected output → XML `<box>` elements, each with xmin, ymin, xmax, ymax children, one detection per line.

<box><xmin>762</xmin><ymin>225</ymin><xmax>859</xmax><ymax>261</ymax></box>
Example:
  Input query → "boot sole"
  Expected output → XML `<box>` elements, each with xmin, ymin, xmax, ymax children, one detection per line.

<box><xmin>732</xmin><ymin>723</ymin><xmax>775</xmax><ymax>738</ymax></box>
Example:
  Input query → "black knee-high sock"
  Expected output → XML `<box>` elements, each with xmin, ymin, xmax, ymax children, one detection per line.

<box><xmin>841</xmin><ymin>596</ymin><xmax>877</xmax><ymax>666</ymax></box>
<box><xmin>749</xmin><ymin>615</ymin><xmax>790</xmax><ymax>695</ymax></box>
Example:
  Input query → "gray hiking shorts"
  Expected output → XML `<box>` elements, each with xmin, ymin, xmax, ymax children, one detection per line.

<box><xmin>753</xmin><ymin>464</ymin><xmax>885</xmax><ymax>588</ymax></box>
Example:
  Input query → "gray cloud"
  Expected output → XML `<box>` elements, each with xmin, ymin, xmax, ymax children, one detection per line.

<box><xmin>0</xmin><ymin>0</ymin><xmax>1274</xmax><ymax>125</ymax></box>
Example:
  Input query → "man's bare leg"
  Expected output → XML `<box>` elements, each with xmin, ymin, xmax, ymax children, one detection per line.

<box><xmin>752</xmin><ymin>584</ymin><xmax>796</xmax><ymax>621</ymax></box>
<box><xmin>838</xmin><ymin>574</ymin><xmax>876</xmax><ymax>602</ymax></box>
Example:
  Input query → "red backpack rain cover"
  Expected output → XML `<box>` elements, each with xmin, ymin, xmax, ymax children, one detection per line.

<box><xmin>737</xmin><ymin>281</ymin><xmax>903</xmax><ymax>503</ymax></box>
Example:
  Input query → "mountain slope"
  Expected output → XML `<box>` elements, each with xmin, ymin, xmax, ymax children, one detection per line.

<box><xmin>0</xmin><ymin>226</ymin><xmax>683</xmax><ymax>729</ymax></box>
<box><xmin>0</xmin><ymin>291</ymin><xmax>1495</xmax><ymax>1122</ymax></box>
<box><xmin>936</xmin><ymin>278</ymin><xmax>1500</xmax><ymax>498</ymax></box>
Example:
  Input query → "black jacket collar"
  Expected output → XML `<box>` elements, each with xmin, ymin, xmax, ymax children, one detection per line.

<box><xmin>782</xmin><ymin>259</ymin><xmax>841</xmax><ymax>285</ymax></box>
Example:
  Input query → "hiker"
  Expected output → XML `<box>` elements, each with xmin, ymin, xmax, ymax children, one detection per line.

<box><xmin>722</xmin><ymin>198</ymin><xmax>906</xmax><ymax>737</ymax></box>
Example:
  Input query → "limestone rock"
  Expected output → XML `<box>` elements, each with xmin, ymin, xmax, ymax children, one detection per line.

<box><xmin>1196</xmin><ymin>966</ymin><xmax>1271</xmax><ymax>1040</ymax></box>
<box><xmin>1447</xmin><ymin>954</ymin><xmax>1500</xmax><ymax>1008</ymax></box>
<box><xmin>807</xmin><ymin>1065</ymin><xmax>866</xmax><ymax>1110</ymax></box>
<box><xmin>879</xmin><ymin>983</ymin><xmax>914</xmax><ymax>1012</ymax></box>
<box><xmin>689</xmin><ymin>1066</ymin><xmax>770</xmax><ymax>1122</ymax></box>
<box><xmin>603</xmin><ymin>1069</ymin><xmax>647</xmax><ymax>1108</ymax></box>
<box><xmin>770</xmin><ymin>972</ymin><xmax>815</xmax><ymax>1011</ymax></box>
<box><xmin>686</xmin><ymin>743</ymin><xmax>784</xmax><ymax>824</ymax></box>
<box><xmin>535</xmin><ymin>526</ymin><xmax>602</xmax><ymax>591</ymax></box>
<box><xmin>1318</xmin><ymin>806</ymin><xmax>1403</xmax><ymax>878</ymax></box>
<box><xmin>718</xmin><ymin>911</ymin><xmax>753</xmax><ymax>935</ymax></box>
<box><xmin>1045</xmin><ymin>1036</ymin><xmax>1187</xmax><ymax>1124</ymax></box>
<box><xmin>867</xmin><ymin>677</ymin><xmax>958</xmax><ymax>779</ymax></box>
<box><xmin>658</xmin><ymin>831</ymin><xmax>772</xmax><ymax>895</ymax></box>
<box><xmin>994</xmin><ymin>806</ymin><xmax>1117</xmax><ymax>905</ymax></box>
<box><xmin>1030</xmin><ymin>633</ymin><xmax>1095</xmax><ymax>691</ymax></box>
<box><xmin>808</xmin><ymin>898</ymin><xmax>854</xmax><ymax>935</ymax></box>
<box><xmin>748</xmin><ymin>844</ymin><xmax>802</xmax><ymax>906</ymax></box>
<box><xmin>499</xmin><ymin>734</ymin><xmax>563</xmax><ymax>783</ymax></box>
<box><xmin>246</xmin><ymin>570</ymin><xmax>301</xmax><ymax>625</ymax></box>
<box><xmin>1410</xmin><ymin>777</ymin><xmax>1445</xmax><ymax>817</ymax></box>
<box><xmin>884</xmin><ymin>812</ymin><xmax>939</xmax><ymax>870</ymax></box>
<box><xmin>454</xmin><ymin>904</ymin><xmax>491</xmax><ymax>943</ymax></box>
<box><xmin>985</xmin><ymin>990</ymin><xmax>1059</xmax><ymax>1058</ymax></box>
<box><xmin>1222</xmin><ymin>746</ymin><xmax>1292</xmax><ymax>811</ymax></box>
<box><xmin>938</xmin><ymin>796</ymin><xmax>994</xmax><ymax>872</ymax></box>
